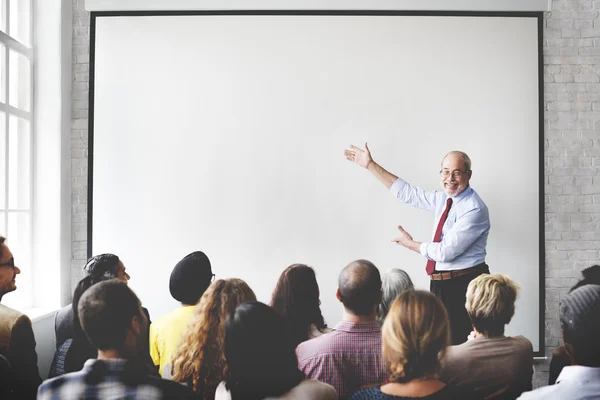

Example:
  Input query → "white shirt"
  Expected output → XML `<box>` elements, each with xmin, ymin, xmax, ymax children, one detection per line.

<box><xmin>518</xmin><ymin>365</ymin><xmax>600</xmax><ymax>400</ymax></box>
<box><xmin>215</xmin><ymin>379</ymin><xmax>337</xmax><ymax>400</ymax></box>
<box><xmin>390</xmin><ymin>178</ymin><xmax>490</xmax><ymax>271</ymax></box>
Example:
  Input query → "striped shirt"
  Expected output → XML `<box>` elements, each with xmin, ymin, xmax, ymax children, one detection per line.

<box><xmin>296</xmin><ymin>321</ymin><xmax>385</xmax><ymax>399</ymax></box>
<box><xmin>37</xmin><ymin>358</ymin><xmax>198</xmax><ymax>400</ymax></box>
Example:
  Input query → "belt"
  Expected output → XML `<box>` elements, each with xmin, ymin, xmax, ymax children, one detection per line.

<box><xmin>429</xmin><ymin>265</ymin><xmax>482</xmax><ymax>281</ymax></box>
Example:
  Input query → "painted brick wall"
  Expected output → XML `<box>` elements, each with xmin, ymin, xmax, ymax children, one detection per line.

<box><xmin>70</xmin><ymin>0</ymin><xmax>599</xmax><ymax>387</ymax></box>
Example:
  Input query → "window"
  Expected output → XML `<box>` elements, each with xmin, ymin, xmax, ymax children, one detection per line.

<box><xmin>0</xmin><ymin>0</ymin><xmax>33</xmax><ymax>309</ymax></box>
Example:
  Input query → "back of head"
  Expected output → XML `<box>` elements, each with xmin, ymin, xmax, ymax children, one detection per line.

<box><xmin>171</xmin><ymin>278</ymin><xmax>256</xmax><ymax>393</ymax></box>
<box><xmin>78</xmin><ymin>279</ymin><xmax>142</xmax><ymax>351</ymax></box>
<box><xmin>270</xmin><ymin>264</ymin><xmax>326</xmax><ymax>347</ymax></box>
<box><xmin>224</xmin><ymin>302</ymin><xmax>303</xmax><ymax>400</ymax></box>
<box><xmin>560</xmin><ymin>284</ymin><xmax>600</xmax><ymax>367</ymax></box>
<box><xmin>465</xmin><ymin>273</ymin><xmax>519</xmax><ymax>337</ymax></box>
<box><xmin>66</xmin><ymin>254</ymin><xmax>123</xmax><ymax>372</ymax></box>
<box><xmin>377</xmin><ymin>268</ymin><xmax>414</xmax><ymax>325</ymax></box>
<box><xmin>383</xmin><ymin>290</ymin><xmax>450</xmax><ymax>383</ymax></box>
<box><xmin>338</xmin><ymin>259</ymin><xmax>382</xmax><ymax>316</ymax></box>
<box><xmin>170</xmin><ymin>251</ymin><xmax>213</xmax><ymax>305</ymax></box>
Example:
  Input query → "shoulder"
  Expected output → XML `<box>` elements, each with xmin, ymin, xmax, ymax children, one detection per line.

<box><xmin>214</xmin><ymin>381</ymin><xmax>231</xmax><ymax>400</ymax></box>
<box><xmin>297</xmin><ymin>331</ymin><xmax>341</xmax><ymax>362</ymax></box>
<box><xmin>350</xmin><ymin>387</ymin><xmax>386</xmax><ymax>399</ymax></box>
<box><xmin>465</xmin><ymin>188</ymin><xmax>488</xmax><ymax>211</ymax></box>
<box><xmin>295</xmin><ymin>379</ymin><xmax>338</xmax><ymax>398</ymax></box>
<box><xmin>157</xmin><ymin>377</ymin><xmax>198</xmax><ymax>398</ymax></box>
<box><xmin>38</xmin><ymin>370</ymin><xmax>86</xmax><ymax>394</ymax></box>
<box><xmin>0</xmin><ymin>304</ymin><xmax>24</xmax><ymax>326</ymax></box>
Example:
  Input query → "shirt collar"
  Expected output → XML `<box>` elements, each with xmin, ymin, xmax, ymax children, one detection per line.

<box><xmin>450</xmin><ymin>185</ymin><xmax>472</xmax><ymax>202</ymax></box>
<box><xmin>556</xmin><ymin>365</ymin><xmax>600</xmax><ymax>384</ymax></box>
<box><xmin>333</xmin><ymin>320</ymin><xmax>381</xmax><ymax>333</ymax></box>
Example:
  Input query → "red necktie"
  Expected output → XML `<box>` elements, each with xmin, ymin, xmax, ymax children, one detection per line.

<box><xmin>426</xmin><ymin>197</ymin><xmax>453</xmax><ymax>275</ymax></box>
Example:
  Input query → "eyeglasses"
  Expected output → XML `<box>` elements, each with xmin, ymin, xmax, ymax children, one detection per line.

<box><xmin>439</xmin><ymin>169</ymin><xmax>469</xmax><ymax>178</ymax></box>
<box><xmin>0</xmin><ymin>257</ymin><xmax>15</xmax><ymax>268</ymax></box>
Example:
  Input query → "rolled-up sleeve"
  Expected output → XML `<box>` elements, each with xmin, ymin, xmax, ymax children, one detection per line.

<box><xmin>390</xmin><ymin>178</ymin><xmax>439</xmax><ymax>212</ymax></box>
<box><xmin>421</xmin><ymin>207</ymin><xmax>489</xmax><ymax>263</ymax></box>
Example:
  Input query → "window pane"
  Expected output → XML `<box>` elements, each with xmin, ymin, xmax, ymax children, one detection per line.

<box><xmin>0</xmin><ymin>212</ymin><xmax>4</xmax><ymax>234</ymax></box>
<box><xmin>0</xmin><ymin>0</ymin><xmax>6</xmax><ymax>33</ymax></box>
<box><xmin>9</xmin><ymin>0</ymin><xmax>29</xmax><ymax>46</ymax></box>
<box><xmin>3</xmin><ymin>211</ymin><xmax>31</xmax><ymax>309</ymax></box>
<box><xmin>0</xmin><ymin>112</ymin><xmax>5</xmax><ymax>209</ymax></box>
<box><xmin>9</xmin><ymin>49</ymin><xmax>30</xmax><ymax>111</ymax></box>
<box><xmin>8</xmin><ymin>115</ymin><xmax>29</xmax><ymax>209</ymax></box>
<box><xmin>0</xmin><ymin>44</ymin><xmax>5</xmax><ymax>103</ymax></box>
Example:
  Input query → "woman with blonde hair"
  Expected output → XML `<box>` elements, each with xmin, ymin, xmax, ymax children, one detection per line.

<box><xmin>169</xmin><ymin>278</ymin><xmax>256</xmax><ymax>399</ymax></box>
<box><xmin>440</xmin><ymin>274</ymin><xmax>532</xmax><ymax>399</ymax></box>
<box><xmin>351</xmin><ymin>290</ymin><xmax>464</xmax><ymax>400</ymax></box>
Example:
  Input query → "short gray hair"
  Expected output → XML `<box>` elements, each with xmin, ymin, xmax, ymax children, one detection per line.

<box><xmin>442</xmin><ymin>151</ymin><xmax>471</xmax><ymax>171</ymax></box>
<box><xmin>377</xmin><ymin>268</ymin><xmax>414</xmax><ymax>325</ymax></box>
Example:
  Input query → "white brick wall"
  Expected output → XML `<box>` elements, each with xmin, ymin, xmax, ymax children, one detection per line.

<box><xmin>70</xmin><ymin>0</ymin><xmax>599</xmax><ymax>387</ymax></box>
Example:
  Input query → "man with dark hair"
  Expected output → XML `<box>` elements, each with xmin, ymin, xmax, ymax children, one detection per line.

<box><xmin>37</xmin><ymin>280</ymin><xmax>197</xmax><ymax>399</ymax></box>
<box><xmin>150</xmin><ymin>251</ymin><xmax>214</xmax><ymax>375</ymax></box>
<box><xmin>518</xmin><ymin>284</ymin><xmax>600</xmax><ymax>400</ymax></box>
<box><xmin>297</xmin><ymin>259</ymin><xmax>385</xmax><ymax>399</ymax></box>
<box><xmin>0</xmin><ymin>236</ymin><xmax>42</xmax><ymax>400</ymax></box>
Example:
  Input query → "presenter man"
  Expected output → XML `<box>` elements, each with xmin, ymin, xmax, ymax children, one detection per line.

<box><xmin>344</xmin><ymin>143</ymin><xmax>490</xmax><ymax>345</ymax></box>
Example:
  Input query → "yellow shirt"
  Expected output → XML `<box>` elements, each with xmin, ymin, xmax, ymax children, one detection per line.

<box><xmin>149</xmin><ymin>305</ymin><xmax>195</xmax><ymax>375</ymax></box>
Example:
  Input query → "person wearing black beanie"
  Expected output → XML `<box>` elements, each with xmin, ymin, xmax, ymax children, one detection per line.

<box><xmin>150</xmin><ymin>251</ymin><xmax>214</xmax><ymax>375</ymax></box>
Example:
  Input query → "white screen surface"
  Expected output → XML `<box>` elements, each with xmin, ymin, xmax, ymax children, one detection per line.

<box><xmin>92</xmin><ymin>14</ymin><xmax>541</xmax><ymax>350</ymax></box>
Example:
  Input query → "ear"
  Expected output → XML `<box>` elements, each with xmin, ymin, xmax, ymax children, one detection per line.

<box><xmin>336</xmin><ymin>288</ymin><xmax>342</xmax><ymax>303</ymax></box>
<box><xmin>466</xmin><ymin>170</ymin><xmax>473</xmax><ymax>180</ymax></box>
<box><xmin>131</xmin><ymin>315</ymin><xmax>142</xmax><ymax>336</ymax></box>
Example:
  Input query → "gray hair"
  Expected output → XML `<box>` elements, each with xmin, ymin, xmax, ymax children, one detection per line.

<box><xmin>376</xmin><ymin>268</ymin><xmax>414</xmax><ymax>325</ymax></box>
<box><xmin>442</xmin><ymin>151</ymin><xmax>472</xmax><ymax>171</ymax></box>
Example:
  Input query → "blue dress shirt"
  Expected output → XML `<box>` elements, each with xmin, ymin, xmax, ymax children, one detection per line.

<box><xmin>390</xmin><ymin>177</ymin><xmax>490</xmax><ymax>271</ymax></box>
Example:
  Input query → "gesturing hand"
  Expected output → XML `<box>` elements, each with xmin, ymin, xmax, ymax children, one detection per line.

<box><xmin>344</xmin><ymin>143</ymin><xmax>373</xmax><ymax>169</ymax></box>
<box><xmin>391</xmin><ymin>225</ymin><xmax>414</xmax><ymax>247</ymax></box>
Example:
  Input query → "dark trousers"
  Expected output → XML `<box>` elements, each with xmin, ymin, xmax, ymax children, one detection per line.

<box><xmin>430</xmin><ymin>264</ymin><xmax>490</xmax><ymax>345</ymax></box>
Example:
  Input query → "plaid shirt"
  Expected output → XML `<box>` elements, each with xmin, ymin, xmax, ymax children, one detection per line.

<box><xmin>37</xmin><ymin>359</ymin><xmax>198</xmax><ymax>400</ymax></box>
<box><xmin>296</xmin><ymin>321</ymin><xmax>385</xmax><ymax>399</ymax></box>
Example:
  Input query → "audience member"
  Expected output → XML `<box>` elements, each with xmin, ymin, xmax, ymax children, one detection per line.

<box><xmin>50</xmin><ymin>253</ymin><xmax>145</xmax><ymax>376</ymax></box>
<box><xmin>62</xmin><ymin>253</ymin><xmax>153</xmax><ymax>375</ymax></box>
<box><xmin>168</xmin><ymin>279</ymin><xmax>256</xmax><ymax>399</ymax></box>
<box><xmin>150</xmin><ymin>251</ymin><xmax>214</xmax><ymax>375</ymax></box>
<box><xmin>518</xmin><ymin>284</ymin><xmax>600</xmax><ymax>399</ymax></box>
<box><xmin>440</xmin><ymin>274</ymin><xmax>532</xmax><ymax>399</ymax></box>
<box><xmin>351</xmin><ymin>290</ymin><xmax>464</xmax><ymax>400</ymax></box>
<box><xmin>377</xmin><ymin>268</ymin><xmax>414</xmax><ymax>325</ymax></box>
<box><xmin>548</xmin><ymin>264</ymin><xmax>600</xmax><ymax>385</ymax></box>
<box><xmin>0</xmin><ymin>236</ymin><xmax>42</xmax><ymax>399</ymax></box>
<box><xmin>215</xmin><ymin>301</ymin><xmax>337</xmax><ymax>400</ymax></box>
<box><xmin>296</xmin><ymin>259</ymin><xmax>385</xmax><ymax>399</ymax></box>
<box><xmin>37</xmin><ymin>280</ymin><xmax>197</xmax><ymax>399</ymax></box>
<box><xmin>270</xmin><ymin>264</ymin><xmax>331</xmax><ymax>348</ymax></box>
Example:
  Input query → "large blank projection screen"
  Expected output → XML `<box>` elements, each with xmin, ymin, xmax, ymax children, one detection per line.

<box><xmin>92</xmin><ymin>14</ymin><xmax>542</xmax><ymax>351</ymax></box>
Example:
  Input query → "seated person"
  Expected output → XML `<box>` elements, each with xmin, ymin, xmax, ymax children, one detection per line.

<box><xmin>296</xmin><ymin>259</ymin><xmax>386</xmax><ymax>399</ymax></box>
<box><xmin>376</xmin><ymin>268</ymin><xmax>414</xmax><ymax>326</ymax></box>
<box><xmin>215</xmin><ymin>301</ymin><xmax>337</xmax><ymax>400</ymax></box>
<box><xmin>351</xmin><ymin>290</ymin><xmax>470</xmax><ymax>400</ymax></box>
<box><xmin>60</xmin><ymin>254</ymin><xmax>153</xmax><ymax>375</ymax></box>
<box><xmin>548</xmin><ymin>265</ymin><xmax>600</xmax><ymax>385</ymax></box>
<box><xmin>440</xmin><ymin>274</ymin><xmax>533</xmax><ymax>399</ymax></box>
<box><xmin>0</xmin><ymin>236</ymin><xmax>42</xmax><ymax>400</ymax></box>
<box><xmin>168</xmin><ymin>278</ymin><xmax>256</xmax><ymax>399</ymax></box>
<box><xmin>518</xmin><ymin>284</ymin><xmax>600</xmax><ymax>399</ymax></box>
<box><xmin>150</xmin><ymin>251</ymin><xmax>213</xmax><ymax>375</ymax></box>
<box><xmin>270</xmin><ymin>264</ymin><xmax>331</xmax><ymax>348</ymax></box>
<box><xmin>37</xmin><ymin>280</ymin><xmax>197</xmax><ymax>400</ymax></box>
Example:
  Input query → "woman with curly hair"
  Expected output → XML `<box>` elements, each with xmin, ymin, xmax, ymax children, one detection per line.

<box><xmin>351</xmin><ymin>290</ymin><xmax>468</xmax><ymax>400</ymax></box>
<box><xmin>270</xmin><ymin>264</ymin><xmax>330</xmax><ymax>348</ymax></box>
<box><xmin>169</xmin><ymin>278</ymin><xmax>256</xmax><ymax>399</ymax></box>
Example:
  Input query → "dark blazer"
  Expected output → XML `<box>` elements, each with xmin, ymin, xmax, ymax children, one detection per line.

<box><xmin>0</xmin><ymin>304</ymin><xmax>42</xmax><ymax>400</ymax></box>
